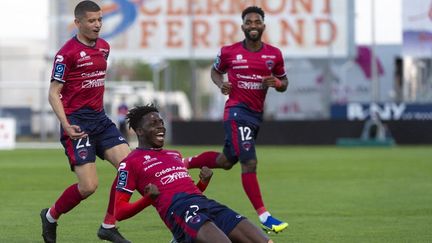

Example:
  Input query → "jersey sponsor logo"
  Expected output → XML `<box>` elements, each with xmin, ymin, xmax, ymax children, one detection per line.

<box><xmin>261</xmin><ymin>55</ymin><xmax>276</xmax><ymax>59</ymax></box>
<box><xmin>117</xmin><ymin>170</ymin><xmax>128</xmax><ymax>188</ymax></box>
<box><xmin>81</xmin><ymin>70</ymin><xmax>106</xmax><ymax>78</ymax></box>
<box><xmin>236</xmin><ymin>74</ymin><xmax>262</xmax><ymax>80</ymax></box>
<box><xmin>160</xmin><ymin>171</ymin><xmax>191</xmax><ymax>185</ymax></box>
<box><xmin>78</xmin><ymin>56</ymin><xmax>91</xmax><ymax>62</ymax></box>
<box><xmin>77</xmin><ymin>62</ymin><xmax>93</xmax><ymax>68</ymax></box>
<box><xmin>82</xmin><ymin>78</ymin><xmax>105</xmax><ymax>88</ymax></box>
<box><xmin>53</xmin><ymin>63</ymin><xmax>66</xmax><ymax>79</ymax></box>
<box><xmin>238</xmin><ymin>81</ymin><xmax>263</xmax><ymax>90</ymax></box>
<box><xmin>78</xmin><ymin>51</ymin><xmax>92</xmax><ymax>62</ymax></box>
<box><xmin>155</xmin><ymin>166</ymin><xmax>186</xmax><ymax>177</ymax></box>
<box><xmin>233</xmin><ymin>65</ymin><xmax>249</xmax><ymax>69</ymax></box>
<box><xmin>233</xmin><ymin>54</ymin><xmax>247</xmax><ymax>64</ymax></box>
<box><xmin>143</xmin><ymin>161</ymin><xmax>162</xmax><ymax>171</ymax></box>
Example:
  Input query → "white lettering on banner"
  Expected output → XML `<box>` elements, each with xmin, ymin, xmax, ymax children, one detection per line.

<box><xmin>93</xmin><ymin>0</ymin><xmax>351</xmax><ymax>58</ymax></box>
<box><xmin>347</xmin><ymin>103</ymin><xmax>407</xmax><ymax>121</ymax></box>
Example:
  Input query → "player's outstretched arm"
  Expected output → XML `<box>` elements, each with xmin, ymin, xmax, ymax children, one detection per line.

<box><xmin>196</xmin><ymin>166</ymin><xmax>213</xmax><ymax>192</ymax></box>
<box><xmin>114</xmin><ymin>184</ymin><xmax>160</xmax><ymax>221</ymax></box>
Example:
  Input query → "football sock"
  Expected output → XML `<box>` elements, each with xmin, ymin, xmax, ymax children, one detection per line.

<box><xmin>102</xmin><ymin>223</ymin><xmax>115</xmax><ymax>229</ymax></box>
<box><xmin>52</xmin><ymin>183</ymin><xmax>84</xmax><ymax>218</ymax></box>
<box><xmin>184</xmin><ymin>151</ymin><xmax>219</xmax><ymax>169</ymax></box>
<box><xmin>46</xmin><ymin>209</ymin><xmax>57</xmax><ymax>223</ymax></box>
<box><xmin>241</xmin><ymin>172</ymin><xmax>266</xmax><ymax>216</ymax></box>
<box><xmin>103</xmin><ymin>176</ymin><xmax>118</xmax><ymax>226</ymax></box>
<box><xmin>259</xmin><ymin>211</ymin><xmax>271</xmax><ymax>223</ymax></box>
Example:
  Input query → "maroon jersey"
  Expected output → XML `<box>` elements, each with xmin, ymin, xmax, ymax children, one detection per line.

<box><xmin>50</xmin><ymin>36</ymin><xmax>110</xmax><ymax>115</ymax></box>
<box><xmin>213</xmin><ymin>41</ymin><xmax>286</xmax><ymax>114</ymax></box>
<box><xmin>116</xmin><ymin>148</ymin><xmax>202</xmax><ymax>218</ymax></box>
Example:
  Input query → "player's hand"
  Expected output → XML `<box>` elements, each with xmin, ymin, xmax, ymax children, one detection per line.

<box><xmin>262</xmin><ymin>76</ymin><xmax>282</xmax><ymax>89</ymax></box>
<box><xmin>144</xmin><ymin>183</ymin><xmax>160</xmax><ymax>199</ymax></box>
<box><xmin>64</xmin><ymin>124</ymin><xmax>87</xmax><ymax>140</ymax></box>
<box><xmin>199</xmin><ymin>166</ymin><xmax>213</xmax><ymax>184</ymax></box>
<box><xmin>219</xmin><ymin>82</ymin><xmax>232</xmax><ymax>95</ymax></box>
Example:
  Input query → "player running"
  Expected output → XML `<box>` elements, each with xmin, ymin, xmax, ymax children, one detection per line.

<box><xmin>183</xmin><ymin>6</ymin><xmax>289</xmax><ymax>234</ymax></box>
<box><xmin>40</xmin><ymin>1</ymin><xmax>130</xmax><ymax>242</ymax></box>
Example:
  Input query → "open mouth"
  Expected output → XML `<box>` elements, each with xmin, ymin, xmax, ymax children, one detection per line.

<box><xmin>155</xmin><ymin>132</ymin><xmax>165</xmax><ymax>142</ymax></box>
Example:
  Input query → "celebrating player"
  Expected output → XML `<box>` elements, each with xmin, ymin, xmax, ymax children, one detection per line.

<box><xmin>40</xmin><ymin>1</ymin><xmax>131</xmax><ymax>242</ymax></box>
<box><xmin>114</xmin><ymin>104</ymin><xmax>273</xmax><ymax>243</ymax></box>
<box><xmin>184</xmin><ymin>6</ymin><xmax>289</xmax><ymax>233</ymax></box>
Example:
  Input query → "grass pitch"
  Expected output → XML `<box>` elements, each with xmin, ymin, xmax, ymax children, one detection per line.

<box><xmin>0</xmin><ymin>146</ymin><xmax>431</xmax><ymax>242</ymax></box>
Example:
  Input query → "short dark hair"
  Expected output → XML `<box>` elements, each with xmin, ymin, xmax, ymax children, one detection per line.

<box><xmin>127</xmin><ymin>104</ymin><xmax>159</xmax><ymax>131</ymax></box>
<box><xmin>241</xmin><ymin>6</ymin><xmax>265</xmax><ymax>20</ymax></box>
<box><xmin>74</xmin><ymin>0</ymin><xmax>101</xmax><ymax>19</ymax></box>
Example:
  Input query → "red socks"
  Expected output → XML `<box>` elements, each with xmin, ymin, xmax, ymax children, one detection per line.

<box><xmin>103</xmin><ymin>176</ymin><xmax>118</xmax><ymax>225</ymax></box>
<box><xmin>184</xmin><ymin>151</ymin><xmax>219</xmax><ymax>169</ymax></box>
<box><xmin>50</xmin><ymin>183</ymin><xmax>83</xmax><ymax>219</ymax></box>
<box><xmin>241</xmin><ymin>172</ymin><xmax>266</xmax><ymax>215</ymax></box>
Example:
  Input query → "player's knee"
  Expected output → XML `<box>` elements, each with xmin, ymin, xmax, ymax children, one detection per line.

<box><xmin>241</xmin><ymin>160</ymin><xmax>257</xmax><ymax>173</ymax></box>
<box><xmin>79</xmin><ymin>183</ymin><xmax>98</xmax><ymax>198</ymax></box>
<box><xmin>217</xmin><ymin>154</ymin><xmax>235</xmax><ymax>170</ymax></box>
<box><xmin>221</xmin><ymin>162</ymin><xmax>234</xmax><ymax>170</ymax></box>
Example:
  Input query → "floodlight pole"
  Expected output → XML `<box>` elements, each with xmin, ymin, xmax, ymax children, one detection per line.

<box><xmin>371</xmin><ymin>0</ymin><xmax>379</xmax><ymax>102</ymax></box>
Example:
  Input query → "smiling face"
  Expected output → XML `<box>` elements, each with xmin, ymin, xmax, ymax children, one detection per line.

<box><xmin>136</xmin><ymin>111</ymin><xmax>166</xmax><ymax>149</ymax></box>
<box><xmin>241</xmin><ymin>12</ymin><xmax>265</xmax><ymax>42</ymax></box>
<box><xmin>75</xmin><ymin>10</ymin><xmax>102</xmax><ymax>45</ymax></box>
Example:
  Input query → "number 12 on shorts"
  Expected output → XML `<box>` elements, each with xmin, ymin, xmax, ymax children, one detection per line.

<box><xmin>238</xmin><ymin>126</ymin><xmax>252</xmax><ymax>141</ymax></box>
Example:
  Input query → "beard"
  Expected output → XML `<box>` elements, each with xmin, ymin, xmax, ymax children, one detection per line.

<box><xmin>243</xmin><ymin>29</ymin><xmax>263</xmax><ymax>42</ymax></box>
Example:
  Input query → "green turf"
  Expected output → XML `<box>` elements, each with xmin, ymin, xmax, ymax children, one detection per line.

<box><xmin>0</xmin><ymin>146</ymin><xmax>431</xmax><ymax>242</ymax></box>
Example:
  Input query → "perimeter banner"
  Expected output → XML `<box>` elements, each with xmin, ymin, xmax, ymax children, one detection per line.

<box><xmin>51</xmin><ymin>0</ymin><xmax>354</xmax><ymax>59</ymax></box>
<box><xmin>402</xmin><ymin>0</ymin><xmax>432</xmax><ymax>57</ymax></box>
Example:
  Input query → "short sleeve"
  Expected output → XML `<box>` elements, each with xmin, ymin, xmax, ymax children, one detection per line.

<box><xmin>116</xmin><ymin>160</ymin><xmax>137</xmax><ymax>194</ymax></box>
<box><xmin>272</xmin><ymin>49</ymin><xmax>286</xmax><ymax>78</ymax></box>
<box><xmin>50</xmin><ymin>51</ymin><xmax>71</xmax><ymax>83</ymax></box>
<box><xmin>213</xmin><ymin>48</ymin><xmax>227</xmax><ymax>74</ymax></box>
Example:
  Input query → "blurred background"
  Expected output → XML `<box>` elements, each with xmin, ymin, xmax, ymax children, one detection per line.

<box><xmin>1</xmin><ymin>0</ymin><xmax>431</xmax><ymax>148</ymax></box>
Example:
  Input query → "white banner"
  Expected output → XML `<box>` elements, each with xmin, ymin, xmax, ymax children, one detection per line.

<box><xmin>0</xmin><ymin>118</ymin><xmax>16</xmax><ymax>150</ymax></box>
<box><xmin>402</xmin><ymin>0</ymin><xmax>432</xmax><ymax>57</ymax></box>
<box><xmin>53</xmin><ymin>0</ymin><xmax>354</xmax><ymax>59</ymax></box>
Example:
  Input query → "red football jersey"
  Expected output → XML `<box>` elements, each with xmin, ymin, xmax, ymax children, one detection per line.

<box><xmin>213</xmin><ymin>41</ymin><xmax>286</xmax><ymax>114</ymax></box>
<box><xmin>116</xmin><ymin>148</ymin><xmax>202</xmax><ymax>218</ymax></box>
<box><xmin>50</xmin><ymin>37</ymin><xmax>110</xmax><ymax>115</ymax></box>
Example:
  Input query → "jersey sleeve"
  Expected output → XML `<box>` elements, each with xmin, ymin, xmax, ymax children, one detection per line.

<box><xmin>50</xmin><ymin>50</ymin><xmax>71</xmax><ymax>83</ymax></box>
<box><xmin>272</xmin><ymin>48</ymin><xmax>287</xmax><ymax>78</ymax></box>
<box><xmin>213</xmin><ymin>47</ymin><xmax>228</xmax><ymax>74</ymax></box>
<box><xmin>116</xmin><ymin>160</ymin><xmax>137</xmax><ymax>194</ymax></box>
